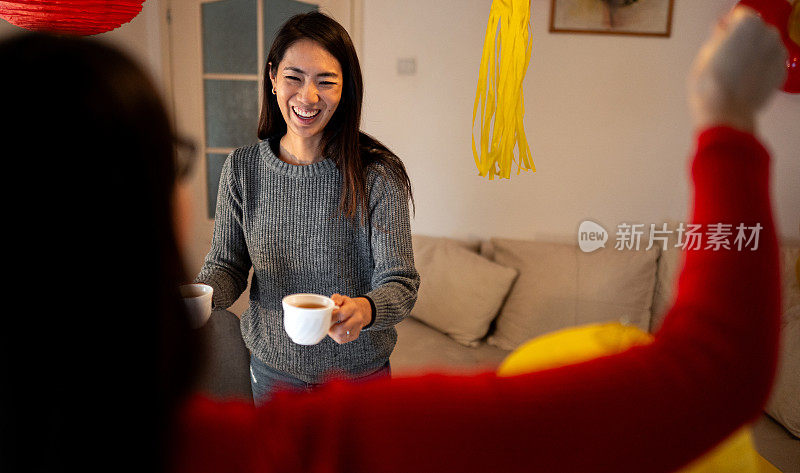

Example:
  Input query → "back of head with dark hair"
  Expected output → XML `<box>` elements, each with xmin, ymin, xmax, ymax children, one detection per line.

<box><xmin>0</xmin><ymin>33</ymin><xmax>199</xmax><ymax>472</ymax></box>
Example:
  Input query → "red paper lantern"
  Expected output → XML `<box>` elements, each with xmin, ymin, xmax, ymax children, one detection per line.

<box><xmin>738</xmin><ymin>0</ymin><xmax>800</xmax><ymax>93</ymax></box>
<box><xmin>0</xmin><ymin>0</ymin><xmax>145</xmax><ymax>36</ymax></box>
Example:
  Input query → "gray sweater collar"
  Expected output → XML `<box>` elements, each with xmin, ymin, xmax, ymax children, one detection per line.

<box><xmin>259</xmin><ymin>138</ymin><xmax>338</xmax><ymax>177</ymax></box>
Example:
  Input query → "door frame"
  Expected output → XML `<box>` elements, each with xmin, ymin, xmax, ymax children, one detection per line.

<box><xmin>161</xmin><ymin>0</ymin><xmax>362</xmax><ymax>122</ymax></box>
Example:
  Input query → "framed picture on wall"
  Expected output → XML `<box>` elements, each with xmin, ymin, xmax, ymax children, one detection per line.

<box><xmin>550</xmin><ymin>0</ymin><xmax>675</xmax><ymax>37</ymax></box>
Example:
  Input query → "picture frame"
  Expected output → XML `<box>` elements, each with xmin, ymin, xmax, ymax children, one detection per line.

<box><xmin>549</xmin><ymin>0</ymin><xmax>675</xmax><ymax>37</ymax></box>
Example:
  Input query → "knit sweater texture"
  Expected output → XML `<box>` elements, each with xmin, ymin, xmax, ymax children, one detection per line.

<box><xmin>195</xmin><ymin>138</ymin><xmax>419</xmax><ymax>383</ymax></box>
<box><xmin>175</xmin><ymin>127</ymin><xmax>780</xmax><ymax>473</ymax></box>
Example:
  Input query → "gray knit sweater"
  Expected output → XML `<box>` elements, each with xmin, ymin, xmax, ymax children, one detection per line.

<box><xmin>195</xmin><ymin>138</ymin><xmax>419</xmax><ymax>383</ymax></box>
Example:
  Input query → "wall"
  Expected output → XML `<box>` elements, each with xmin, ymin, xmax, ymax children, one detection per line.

<box><xmin>97</xmin><ymin>0</ymin><xmax>168</xmax><ymax>91</ymax></box>
<box><xmin>360</xmin><ymin>0</ymin><xmax>800</xmax><ymax>243</ymax></box>
<box><xmin>2</xmin><ymin>0</ymin><xmax>797</xmax><ymax>244</ymax></box>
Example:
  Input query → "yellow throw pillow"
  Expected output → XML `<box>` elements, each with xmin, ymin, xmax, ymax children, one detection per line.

<box><xmin>497</xmin><ymin>323</ymin><xmax>779</xmax><ymax>473</ymax></box>
<box><xmin>497</xmin><ymin>322</ymin><xmax>652</xmax><ymax>375</ymax></box>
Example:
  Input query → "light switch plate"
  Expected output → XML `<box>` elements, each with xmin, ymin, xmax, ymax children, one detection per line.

<box><xmin>397</xmin><ymin>57</ymin><xmax>417</xmax><ymax>75</ymax></box>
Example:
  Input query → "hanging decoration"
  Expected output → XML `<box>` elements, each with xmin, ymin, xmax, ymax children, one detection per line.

<box><xmin>737</xmin><ymin>0</ymin><xmax>800</xmax><ymax>93</ymax></box>
<box><xmin>472</xmin><ymin>0</ymin><xmax>535</xmax><ymax>180</ymax></box>
<box><xmin>0</xmin><ymin>1</ymin><xmax>145</xmax><ymax>36</ymax></box>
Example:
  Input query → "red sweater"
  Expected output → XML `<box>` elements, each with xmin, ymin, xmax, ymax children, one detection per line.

<box><xmin>172</xmin><ymin>127</ymin><xmax>780</xmax><ymax>473</ymax></box>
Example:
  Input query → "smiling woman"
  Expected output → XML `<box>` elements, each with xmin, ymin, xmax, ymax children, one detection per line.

<box><xmin>269</xmin><ymin>39</ymin><xmax>343</xmax><ymax>162</ymax></box>
<box><xmin>194</xmin><ymin>11</ymin><xmax>419</xmax><ymax>405</ymax></box>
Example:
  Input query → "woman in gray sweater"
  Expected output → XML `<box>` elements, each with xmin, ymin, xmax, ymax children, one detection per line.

<box><xmin>195</xmin><ymin>12</ymin><xmax>419</xmax><ymax>404</ymax></box>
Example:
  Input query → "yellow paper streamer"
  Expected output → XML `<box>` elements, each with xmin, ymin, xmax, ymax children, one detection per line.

<box><xmin>472</xmin><ymin>0</ymin><xmax>535</xmax><ymax>180</ymax></box>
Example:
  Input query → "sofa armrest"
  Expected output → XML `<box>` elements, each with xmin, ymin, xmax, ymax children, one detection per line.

<box><xmin>194</xmin><ymin>309</ymin><xmax>252</xmax><ymax>402</ymax></box>
<box><xmin>752</xmin><ymin>413</ymin><xmax>800</xmax><ymax>473</ymax></box>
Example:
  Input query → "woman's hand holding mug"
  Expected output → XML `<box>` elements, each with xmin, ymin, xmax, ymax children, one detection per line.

<box><xmin>329</xmin><ymin>294</ymin><xmax>373</xmax><ymax>344</ymax></box>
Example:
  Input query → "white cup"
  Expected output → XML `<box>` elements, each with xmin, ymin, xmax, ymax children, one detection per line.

<box><xmin>179</xmin><ymin>283</ymin><xmax>213</xmax><ymax>329</ymax></box>
<box><xmin>282</xmin><ymin>293</ymin><xmax>336</xmax><ymax>345</ymax></box>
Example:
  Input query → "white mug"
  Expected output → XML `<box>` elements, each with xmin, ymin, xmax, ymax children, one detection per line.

<box><xmin>282</xmin><ymin>293</ymin><xmax>336</xmax><ymax>345</ymax></box>
<box><xmin>179</xmin><ymin>283</ymin><xmax>213</xmax><ymax>329</ymax></box>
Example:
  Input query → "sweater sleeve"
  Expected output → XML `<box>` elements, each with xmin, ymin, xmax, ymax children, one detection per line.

<box><xmin>176</xmin><ymin>127</ymin><xmax>780</xmax><ymax>473</ymax></box>
<box><xmin>361</xmin><ymin>169</ymin><xmax>420</xmax><ymax>331</ymax></box>
<box><xmin>194</xmin><ymin>154</ymin><xmax>252</xmax><ymax>309</ymax></box>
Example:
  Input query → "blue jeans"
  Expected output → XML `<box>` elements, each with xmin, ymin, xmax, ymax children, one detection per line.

<box><xmin>249</xmin><ymin>354</ymin><xmax>391</xmax><ymax>406</ymax></box>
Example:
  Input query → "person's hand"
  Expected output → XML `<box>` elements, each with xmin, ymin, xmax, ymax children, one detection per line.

<box><xmin>688</xmin><ymin>6</ymin><xmax>787</xmax><ymax>133</ymax></box>
<box><xmin>328</xmin><ymin>294</ymin><xmax>373</xmax><ymax>344</ymax></box>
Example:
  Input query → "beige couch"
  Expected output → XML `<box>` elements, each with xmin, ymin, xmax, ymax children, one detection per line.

<box><xmin>391</xmin><ymin>234</ymin><xmax>800</xmax><ymax>472</ymax></box>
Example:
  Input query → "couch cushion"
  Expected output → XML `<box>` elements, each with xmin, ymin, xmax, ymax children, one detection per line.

<box><xmin>391</xmin><ymin>317</ymin><xmax>510</xmax><ymax>376</ymax></box>
<box><xmin>781</xmin><ymin>247</ymin><xmax>800</xmax><ymax>314</ymax></box>
<box><xmin>651</xmin><ymin>247</ymin><xmax>683</xmax><ymax>332</ymax></box>
<box><xmin>652</xmin><ymin>246</ymin><xmax>799</xmax><ymax>332</ymax></box>
<box><xmin>752</xmin><ymin>413</ymin><xmax>800</xmax><ymax>473</ymax></box>
<box><xmin>497</xmin><ymin>322</ymin><xmax>653</xmax><ymax>376</ymax></box>
<box><xmin>413</xmin><ymin>234</ymin><xmax>480</xmax><ymax>254</ymax></box>
<box><xmin>648</xmin><ymin>222</ymin><xmax>684</xmax><ymax>332</ymax></box>
<box><xmin>487</xmin><ymin>239</ymin><xmax>659</xmax><ymax>351</ymax></box>
<box><xmin>766</xmin><ymin>304</ymin><xmax>800</xmax><ymax>438</ymax></box>
<box><xmin>411</xmin><ymin>236</ymin><xmax>518</xmax><ymax>346</ymax></box>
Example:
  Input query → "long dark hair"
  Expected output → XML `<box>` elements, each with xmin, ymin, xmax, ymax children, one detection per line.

<box><xmin>0</xmin><ymin>34</ymin><xmax>199</xmax><ymax>472</ymax></box>
<box><xmin>258</xmin><ymin>12</ymin><xmax>414</xmax><ymax>221</ymax></box>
